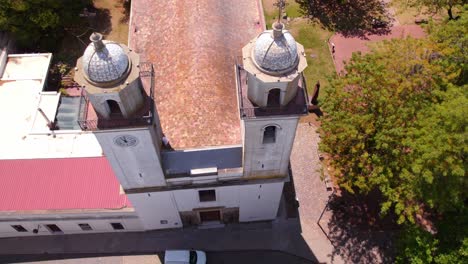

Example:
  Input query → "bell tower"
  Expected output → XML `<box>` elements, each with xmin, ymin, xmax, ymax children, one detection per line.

<box><xmin>237</xmin><ymin>22</ymin><xmax>308</xmax><ymax>179</ymax></box>
<box><xmin>74</xmin><ymin>33</ymin><xmax>166</xmax><ymax>189</ymax></box>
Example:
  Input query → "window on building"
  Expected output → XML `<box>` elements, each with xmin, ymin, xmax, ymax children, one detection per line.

<box><xmin>198</xmin><ymin>189</ymin><xmax>216</xmax><ymax>202</ymax></box>
<box><xmin>263</xmin><ymin>126</ymin><xmax>276</xmax><ymax>144</ymax></box>
<box><xmin>78</xmin><ymin>223</ymin><xmax>93</xmax><ymax>231</ymax></box>
<box><xmin>11</xmin><ymin>225</ymin><xmax>28</xmax><ymax>232</ymax></box>
<box><xmin>160</xmin><ymin>220</ymin><xmax>168</xmax><ymax>225</ymax></box>
<box><xmin>46</xmin><ymin>224</ymin><xmax>62</xmax><ymax>233</ymax></box>
<box><xmin>110</xmin><ymin>222</ymin><xmax>125</xmax><ymax>230</ymax></box>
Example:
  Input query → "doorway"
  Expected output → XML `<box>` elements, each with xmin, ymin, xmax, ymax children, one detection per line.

<box><xmin>267</xmin><ymin>88</ymin><xmax>281</xmax><ymax>107</ymax></box>
<box><xmin>106</xmin><ymin>100</ymin><xmax>122</xmax><ymax>116</ymax></box>
<box><xmin>199</xmin><ymin>210</ymin><xmax>221</xmax><ymax>222</ymax></box>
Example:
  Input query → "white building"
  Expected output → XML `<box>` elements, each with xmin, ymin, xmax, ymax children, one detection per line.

<box><xmin>0</xmin><ymin>20</ymin><xmax>308</xmax><ymax>237</ymax></box>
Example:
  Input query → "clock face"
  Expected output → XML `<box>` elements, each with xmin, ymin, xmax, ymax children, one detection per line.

<box><xmin>114</xmin><ymin>135</ymin><xmax>138</xmax><ymax>147</ymax></box>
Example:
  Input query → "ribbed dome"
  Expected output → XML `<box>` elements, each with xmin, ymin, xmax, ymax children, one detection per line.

<box><xmin>82</xmin><ymin>33</ymin><xmax>130</xmax><ymax>85</ymax></box>
<box><xmin>253</xmin><ymin>23</ymin><xmax>298</xmax><ymax>75</ymax></box>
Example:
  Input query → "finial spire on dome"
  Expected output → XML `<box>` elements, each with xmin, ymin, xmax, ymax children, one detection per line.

<box><xmin>272</xmin><ymin>22</ymin><xmax>284</xmax><ymax>39</ymax></box>
<box><xmin>90</xmin><ymin>32</ymin><xmax>105</xmax><ymax>51</ymax></box>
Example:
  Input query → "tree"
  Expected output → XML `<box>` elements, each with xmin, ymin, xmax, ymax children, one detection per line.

<box><xmin>0</xmin><ymin>0</ymin><xmax>89</xmax><ymax>50</ymax></box>
<box><xmin>320</xmin><ymin>32</ymin><xmax>467</xmax><ymax>225</ymax></box>
<box><xmin>320</xmin><ymin>7</ymin><xmax>467</xmax><ymax>262</ymax></box>
<box><xmin>428</xmin><ymin>4</ymin><xmax>468</xmax><ymax>84</ymax></box>
<box><xmin>320</xmin><ymin>36</ymin><xmax>464</xmax><ymax>223</ymax></box>
<box><xmin>410</xmin><ymin>0</ymin><xmax>466</xmax><ymax>20</ymax></box>
<box><xmin>396</xmin><ymin>210</ymin><xmax>468</xmax><ymax>263</ymax></box>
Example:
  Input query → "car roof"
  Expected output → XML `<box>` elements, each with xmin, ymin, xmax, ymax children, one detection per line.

<box><xmin>164</xmin><ymin>250</ymin><xmax>190</xmax><ymax>262</ymax></box>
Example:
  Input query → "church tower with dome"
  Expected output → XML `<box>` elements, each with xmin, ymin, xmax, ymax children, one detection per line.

<box><xmin>73</xmin><ymin>33</ymin><xmax>181</xmax><ymax>230</ymax></box>
<box><xmin>74</xmin><ymin>33</ymin><xmax>167</xmax><ymax>192</ymax></box>
<box><xmin>74</xmin><ymin>32</ymin><xmax>146</xmax><ymax>119</ymax></box>
<box><xmin>237</xmin><ymin>22</ymin><xmax>308</xmax><ymax>179</ymax></box>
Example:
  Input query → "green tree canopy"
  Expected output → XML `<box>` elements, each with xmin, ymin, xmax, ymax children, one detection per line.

<box><xmin>409</xmin><ymin>0</ymin><xmax>466</xmax><ymax>19</ymax></box>
<box><xmin>320</xmin><ymin>6</ymin><xmax>467</xmax><ymax>262</ymax></box>
<box><xmin>428</xmin><ymin>4</ymin><xmax>468</xmax><ymax>84</ymax></box>
<box><xmin>0</xmin><ymin>0</ymin><xmax>89</xmax><ymax>49</ymax></box>
<box><xmin>320</xmin><ymin>10</ymin><xmax>467</xmax><ymax>225</ymax></box>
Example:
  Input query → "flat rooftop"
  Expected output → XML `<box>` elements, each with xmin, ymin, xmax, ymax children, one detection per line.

<box><xmin>0</xmin><ymin>54</ymin><xmax>103</xmax><ymax>159</ymax></box>
<box><xmin>129</xmin><ymin>0</ymin><xmax>265</xmax><ymax>149</ymax></box>
<box><xmin>0</xmin><ymin>54</ymin><xmax>128</xmax><ymax>213</ymax></box>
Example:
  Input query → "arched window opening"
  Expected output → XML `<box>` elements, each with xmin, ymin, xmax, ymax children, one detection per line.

<box><xmin>267</xmin><ymin>88</ymin><xmax>281</xmax><ymax>107</ymax></box>
<box><xmin>106</xmin><ymin>100</ymin><xmax>122</xmax><ymax>116</ymax></box>
<box><xmin>263</xmin><ymin>126</ymin><xmax>276</xmax><ymax>144</ymax></box>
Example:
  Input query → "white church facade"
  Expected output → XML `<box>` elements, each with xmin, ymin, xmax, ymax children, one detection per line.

<box><xmin>0</xmin><ymin>14</ymin><xmax>308</xmax><ymax>237</ymax></box>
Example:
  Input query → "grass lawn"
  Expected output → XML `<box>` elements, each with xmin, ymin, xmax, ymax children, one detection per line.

<box><xmin>289</xmin><ymin>19</ymin><xmax>335</xmax><ymax>99</ymax></box>
<box><xmin>263</xmin><ymin>0</ymin><xmax>303</xmax><ymax>27</ymax></box>
<box><xmin>262</xmin><ymin>0</ymin><xmax>336</xmax><ymax>100</ymax></box>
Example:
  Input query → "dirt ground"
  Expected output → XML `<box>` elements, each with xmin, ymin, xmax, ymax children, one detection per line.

<box><xmin>262</xmin><ymin>0</ymin><xmax>278</xmax><ymax>15</ymax></box>
<box><xmin>93</xmin><ymin>0</ymin><xmax>130</xmax><ymax>44</ymax></box>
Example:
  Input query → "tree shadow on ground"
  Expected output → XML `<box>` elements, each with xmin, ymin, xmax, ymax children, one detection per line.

<box><xmin>325</xmin><ymin>189</ymin><xmax>398</xmax><ymax>263</ymax></box>
<box><xmin>296</xmin><ymin>0</ymin><xmax>393</xmax><ymax>39</ymax></box>
<box><xmin>46</xmin><ymin>3</ymin><xmax>113</xmax><ymax>89</ymax></box>
<box><xmin>89</xmin><ymin>5</ymin><xmax>112</xmax><ymax>35</ymax></box>
<box><xmin>120</xmin><ymin>0</ymin><xmax>132</xmax><ymax>24</ymax></box>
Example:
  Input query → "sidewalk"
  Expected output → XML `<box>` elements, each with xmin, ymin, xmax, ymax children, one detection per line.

<box><xmin>290</xmin><ymin>123</ymin><xmax>343</xmax><ymax>264</ymax></box>
<box><xmin>0</xmin><ymin>219</ymin><xmax>317</xmax><ymax>260</ymax></box>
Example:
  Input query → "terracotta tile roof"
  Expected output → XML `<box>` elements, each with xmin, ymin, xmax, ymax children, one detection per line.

<box><xmin>0</xmin><ymin>157</ymin><xmax>130</xmax><ymax>211</ymax></box>
<box><xmin>129</xmin><ymin>0</ymin><xmax>265</xmax><ymax>149</ymax></box>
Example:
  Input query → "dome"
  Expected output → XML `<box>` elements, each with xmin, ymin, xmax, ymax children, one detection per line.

<box><xmin>253</xmin><ymin>23</ymin><xmax>298</xmax><ymax>75</ymax></box>
<box><xmin>82</xmin><ymin>33</ymin><xmax>130</xmax><ymax>85</ymax></box>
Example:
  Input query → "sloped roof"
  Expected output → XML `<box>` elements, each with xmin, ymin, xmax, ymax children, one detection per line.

<box><xmin>129</xmin><ymin>0</ymin><xmax>264</xmax><ymax>149</ymax></box>
<box><xmin>0</xmin><ymin>157</ymin><xmax>130</xmax><ymax>211</ymax></box>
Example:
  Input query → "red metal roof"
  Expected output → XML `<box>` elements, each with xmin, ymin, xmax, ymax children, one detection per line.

<box><xmin>0</xmin><ymin>157</ymin><xmax>130</xmax><ymax>211</ymax></box>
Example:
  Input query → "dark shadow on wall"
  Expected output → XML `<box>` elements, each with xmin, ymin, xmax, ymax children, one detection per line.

<box><xmin>295</xmin><ymin>0</ymin><xmax>393</xmax><ymax>39</ymax></box>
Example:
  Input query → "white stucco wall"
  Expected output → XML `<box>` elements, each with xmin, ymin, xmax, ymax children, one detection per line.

<box><xmin>239</xmin><ymin>181</ymin><xmax>284</xmax><ymax>222</ymax></box>
<box><xmin>0</xmin><ymin>181</ymin><xmax>285</xmax><ymax>237</ymax></box>
<box><xmin>128</xmin><ymin>191</ymin><xmax>182</xmax><ymax>230</ymax></box>
<box><xmin>172</xmin><ymin>182</ymin><xmax>283</xmax><ymax>222</ymax></box>
<box><xmin>95</xmin><ymin>127</ymin><xmax>166</xmax><ymax>189</ymax></box>
<box><xmin>243</xmin><ymin>117</ymin><xmax>299</xmax><ymax>177</ymax></box>
<box><xmin>173</xmin><ymin>185</ymin><xmax>240</xmax><ymax>211</ymax></box>
<box><xmin>246</xmin><ymin>72</ymin><xmax>301</xmax><ymax>107</ymax></box>
<box><xmin>0</xmin><ymin>213</ymin><xmax>142</xmax><ymax>238</ymax></box>
<box><xmin>117</xmin><ymin>79</ymin><xmax>144</xmax><ymax>117</ymax></box>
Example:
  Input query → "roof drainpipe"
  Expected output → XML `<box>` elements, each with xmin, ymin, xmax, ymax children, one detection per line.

<box><xmin>38</xmin><ymin>108</ymin><xmax>56</xmax><ymax>137</ymax></box>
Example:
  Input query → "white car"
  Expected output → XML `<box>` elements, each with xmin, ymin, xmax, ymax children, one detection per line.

<box><xmin>164</xmin><ymin>250</ymin><xmax>207</xmax><ymax>264</ymax></box>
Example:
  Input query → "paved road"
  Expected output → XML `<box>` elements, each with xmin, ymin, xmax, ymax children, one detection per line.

<box><xmin>0</xmin><ymin>251</ymin><xmax>313</xmax><ymax>264</ymax></box>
